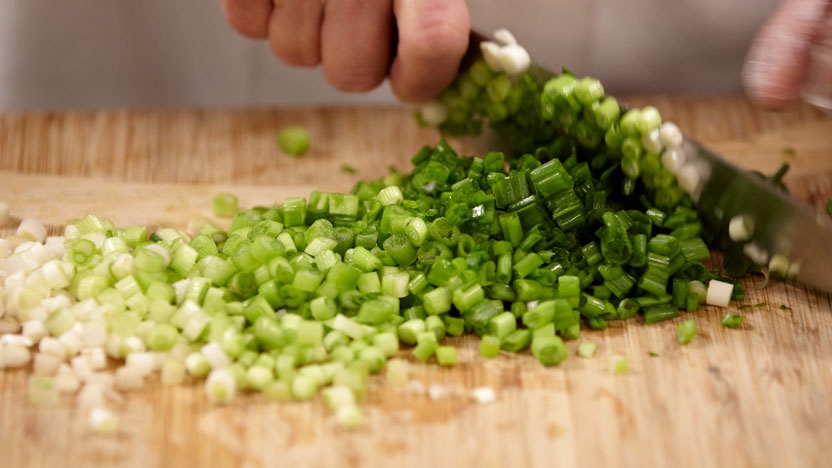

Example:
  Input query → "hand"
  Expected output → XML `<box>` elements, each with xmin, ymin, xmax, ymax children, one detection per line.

<box><xmin>742</xmin><ymin>0</ymin><xmax>832</xmax><ymax>110</ymax></box>
<box><xmin>222</xmin><ymin>0</ymin><xmax>470</xmax><ymax>103</ymax></box>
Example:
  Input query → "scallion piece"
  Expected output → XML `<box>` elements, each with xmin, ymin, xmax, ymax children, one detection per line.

<box><xmin>675</xmin><ymin>319</ymin><xmax>696</xmax><ymax>345</ymax></box>
<box><xmin>479</xmin><ymin>335</ymin><xmax>501</xmax><ymax>359</ymax></box>
<box><xmin>277</xmin><ymin>126</ymin><xmax>311</xmax><ymax>156</ymax></box>
<box><xmin>212</xmin><ymin>193</ymin><xmax>239</xmax><ymax>218</ymax></box>
<box><xmin>721</xmin><ymin>314</ymin><xmax>746</xmax><ymax>329</ymax></box>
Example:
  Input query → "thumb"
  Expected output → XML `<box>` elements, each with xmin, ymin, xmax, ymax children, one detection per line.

<box><xmin>742</xmin><ymin>0</ymin><xmax>831</xmax><ymax>110</ymax></box>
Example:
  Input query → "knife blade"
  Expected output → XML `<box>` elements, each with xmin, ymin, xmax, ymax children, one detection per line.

<box><xmin>686</xmin><ymin>139</ymin><xmax>832</xmax><ymax>293</ymax></box>
<box><xmin>460</xmin><ymin>29</ymin><xmax>832</xmax><ymax>294</ymax></box>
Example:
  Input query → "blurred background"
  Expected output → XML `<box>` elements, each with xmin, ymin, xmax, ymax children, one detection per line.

<box><xmin>0</xmin><ymin>0</ymin><xmax>779</xmax><ymax>111</ymax></box>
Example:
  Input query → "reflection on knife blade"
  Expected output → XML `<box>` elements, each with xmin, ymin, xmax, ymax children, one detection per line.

<box><xmin>688</xmin><ymin>139</ymin><xmax>832</xmax><ymax>293</ymax></box>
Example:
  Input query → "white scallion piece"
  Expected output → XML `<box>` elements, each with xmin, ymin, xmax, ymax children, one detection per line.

<box><xmin>706</xmin><ymin>279</ymin><xmax>735</xmax><ymax>307</ymax></box>
<box><xmin>200</xmin><ymin>342</ymin><xmax>230</xmax><ymax>369</ymax></box>
<box><xmin>676</xmin><ymin>164</ymin><xmax>702</xmax><ymax>196</ymax></box>
<box><xmin>16</xmin><ymin>219</ymin><xmax>47</xmax><ymax>243</ymax></box>
<box><xmin>82</xmin><ymin>347</ymin><xmax>108</xmax><ymax>371</ymax></box>
<box><xmin>322</xmin><ymin>384</ymin><xmax>356</xmax><ymax>411</ymax></box>
<box><xmin>125</xmin><ymin>352</ymin><xmax>157</xmax><ymax>377</ymax></box>
<box><xmin>334</xmin><ymin>404</ymin><xmax>363</xmax><ymax>429</ymax></box>
<box><xmin>385</xmin><ymin>358</ymin><xmax>409</xmax><ymax>386</ymax></box>
<box><xmin>496</xmin><ymin>44</ymin><xmax>531</xmax><ymax>76</ymax></box>
<box><xmin>114</xmin><ymin>366</ymin><xmax>144</xmax><ymax>391</ymax></box>
<box><xmin>493</xmin><ymin>28</ymin><xmax>518</xmax><ymax>46</ymax></box>
<box><xmin>88</xmin><ymin>408</ymin><xmax>119</xmax><ymax>436</ymax></box>
<box><xmin>55</xmin><ymin>364</ymin><xmax>81</xmax><ymax>393</ymax></box>
<box><xmin>184</xmin><ymin>351</ymin><xmax>211</xmax><ymax>378</ymax></box>
<box><xmin>33</xmin><ymin>352</ymin><xmax>62</xmax><ymax>376</ymax></box>
<box><xmin>787</xmin><ymin>261</ymin><xmax>801</xmax><ymax>279</ymax></box>
<box><xmin>728</xmin><ymin>215</ymin><xmax>755</xmax><ymax>242</ymax></box>
<box><xmin>119</xmin><ymin>336</ymin><xmax>146</xmax><ymax>356</ymax></box>
<box><xmin>3</xmin><ymin>344</ymin><xmax>32</xmax><ymax>367</ymax></box>
<box><xmin>160</xmin><ymin>359</ymin><xmax>186</xmax><ymax>386</ymax></box>
<box><xmin>418</xmin><ymin>101</ymin><xmax>448</xmax><ymax>127</ymax></box>
<box><xmin>661</xmin><ymin>147</ymin><xmax>686</xmax><ymax>174</ymax></box>
<box><xmin>742</xmin><ymin>242</ymin><xmax>769</xmax><ymax>267</ymax></box>
<box><xmin>768</xmin><ymin>254</ymin><xmax>790</xmax><ymax>277</ymax></box>
<box><xmin>470</xmin><ymin>386</ymin><xmax>497</xmax><ymax>405</ymax></box>
<box><xmin>71</xmin><ymin>355</ymin><xmax>94</xmax><ymax>381</ymax></box>
<box><xmin>641</xmin><ymin>129</ymin><xmax>663</xmax><ymax>154</ymax></box>
<box><xmin>58</xmin><ymin>329</ymin><xmax>84</xmax><ymax>356</ymax></box>
<box><xmin>39</xmin><ymin>337</ymin><xmax>67</xmax><ymax>360</ymax></box>
<box><xmin>658</xmin><ymin>122</ymin><xmax>684</xmax><ymax>148</ymax></box>
<box><xmin>21</xmin><ymin>320</ymin><xmax>48</xmax><ymax>342</ymax></box>
<box><xmin>479</xmin><ymin>41</ymin><xmax>503</xmax><ymax>72</ymax></box>
<box><xmin>0</xmin><ymin>333</ymin><xmax>33</xmax><ymax>347</ymax></box>
<box><xmin>28</xmin><ymin>375</ymin><xmax>59</xmax><ymax>406</ymax></box>
<box><xmin>205</xmin><ymin>368</ymin><xmax>236</xmax><ymax>404</ymax></box>
<box><xmin>428</xmin><ymin>384</ymin><xmax>449</xmax><ymax>401</ymax></box>
<box><xmin>77</xmin><ymin>384</ymin><xmax>105</xmax><ymax>409</ymax></box>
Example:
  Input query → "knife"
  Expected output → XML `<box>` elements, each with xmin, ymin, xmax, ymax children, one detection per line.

<box><xmin>459</xmin><ymin>30</ymin><xmax>832</xmax><ymax>294</ymax></box>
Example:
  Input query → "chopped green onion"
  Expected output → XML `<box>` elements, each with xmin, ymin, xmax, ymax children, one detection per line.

<box><xmin>611</xmin><ymin>354</ymin><xmax>628</xmax><ymax>374</ymax></box>
<box><xmin>435</xmin><ymin>346</ymin><xmax>458</xmax><ymax>366</ymax></box>
<box><xmin>479</xmin><ymin>335</ymin><xmax>501</xmax><ymax>358</ymax></box>
<box><xmin>721</xmin><ymin>314</ymin><xmax>746</xmax><ymax>329</ymax></box>
<box><xmin>277</xmin><ymin>126</ymin><xmax>311</xmax><ymax>156</ymax></box>
<box><xmin>212</xmin><ymin>193</ymin><xmax>239</xmax><ymax>218</ymax></box>
<box><xmin>577</xmin><ymin>341</ymin><xmax>597</xmax><ymax>358</ymax></box>
<box><xmin>676</xmin><ymin>319</ymin><xmax>696</xmax><ymax>345</ymax></box>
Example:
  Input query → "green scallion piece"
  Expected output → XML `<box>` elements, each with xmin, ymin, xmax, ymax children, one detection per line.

<box><xmin>676</xmin><ymin>319</ymin><xmax>697</xmax><ymax>344</ymax></box>
<box><xmin>721</xmin><ymin>314</ymin><xmax>746</xmax><ymax>329</ymax></box>
<box><xmin>212</xmin><ymin>193</ymin><xmax>239</xmax><ymax>218</ymax></box>
<box><xmin>277</xmin><ymin>126</ymin><xmax>311</xmax><ymax>156</ymax></box>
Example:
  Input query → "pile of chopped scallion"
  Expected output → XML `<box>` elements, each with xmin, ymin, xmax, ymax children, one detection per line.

<box><xmin>0</xmin><ymin>31</ymin><xmax>750</xmax><ymax>431</ymax></box>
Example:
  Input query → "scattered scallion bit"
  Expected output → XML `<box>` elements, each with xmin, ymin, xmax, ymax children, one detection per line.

<box><xmin>827</xmin><ymin>199</ymin><xmax>832</xmax><ymax>221</ymax></box>
<box><xmin>436</xmin><ymin>346</ymin><xmax>458</xmax><ymax>366</ymax></box>
<box><xmin>277</xmin><ymin>125</ymin><xmax>311</xmax><ymax>156</ymax></box>
<box><xmin>648</xmin><ymin>351</ymin><xmax>660</xmax><ymax>357</ymax></box>
<box><xmin>577</xmin><ymin>341</ymin><xmax>598</xmax><ymax>358</ymax></box>
<box><xmin>28</xmin><ymin>375</ymin><xmax>58</xmax><ymax>406</ymax></box>
<box><xmin>675</xmin><ymin>319</ymin><xmax>697</xmax><ymax>345</ymax></box>
<box><xmin>211</xmin><ymin>193</ymin><xmax>239</xmax><ymax>218</ymax></box>
<box><xmin>780</xmin><ymin>304</ymin><xmax>791</xmax><ymax>310</ymax></box>
<box><xmin>341</xmin><ymin>164</ymin><xmax>357</xmax><ymax>174</ymax></box>
<box><xmin>782</xmin><ymin>146</ymin><xmax>796</xmax><ymax>157</ymax></box>
<box><xmin>385</xmin><ymin>358</ymin><xmax>409</xmax><ymax>386</ymax></box>
<box><xmin>611</xmin><ymin>355</ymin><xmax>629</xmax><ymax>374</ymax></box>
<box><xmin>721</xmin><ymin>314</ymin><xmax>746</xmax><ymax>329</ymax></box>
<box><xmin>88</xmin><ymin>408</ymin><xmax>119</xmax><ymax>436</ymax></box>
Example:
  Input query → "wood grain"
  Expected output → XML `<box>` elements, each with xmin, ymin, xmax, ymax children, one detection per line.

<box><xmin>1</xmin><ymin>99</ymin><xmax>831</xmax><ymax>468</ymax></box>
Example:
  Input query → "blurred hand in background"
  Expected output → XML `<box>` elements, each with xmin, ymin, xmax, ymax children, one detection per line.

<box><xmin>742</xmin><ymin>0</ymin><xmax>832</xmax><ymax>110</ymax></box>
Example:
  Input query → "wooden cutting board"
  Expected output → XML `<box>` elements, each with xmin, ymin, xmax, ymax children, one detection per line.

<box><xmin>1</xmin><ymin>98</ymin><xmax>831</xmax><ymax>468</ymax></box>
